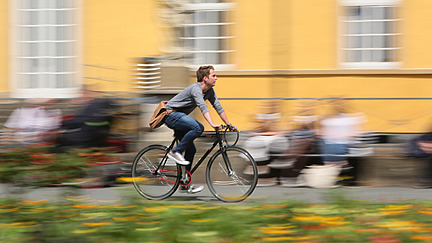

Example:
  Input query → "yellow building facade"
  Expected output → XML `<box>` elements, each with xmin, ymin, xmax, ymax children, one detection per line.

<box><xmin>1</xmin><ymin>0</ymin><xmax>431</xmax><ymax>133</ymax></box>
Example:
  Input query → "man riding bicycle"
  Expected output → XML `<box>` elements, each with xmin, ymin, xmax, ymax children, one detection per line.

<box><xmin>164</xmin><ymin>65</ymin><xmax>236</xmax><ymax>194</ymax></box>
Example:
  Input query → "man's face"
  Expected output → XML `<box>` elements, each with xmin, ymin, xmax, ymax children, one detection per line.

<box><xmin>205</xmin><ymin>69</ymin><xmax>217</xmax><ymax>87</ymax></box>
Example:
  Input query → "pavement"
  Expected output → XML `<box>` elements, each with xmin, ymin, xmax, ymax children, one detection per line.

<box><xmin>1</xmin><ymin>183</ymin><xmax>432</xmax><ymax>204</ymax></box>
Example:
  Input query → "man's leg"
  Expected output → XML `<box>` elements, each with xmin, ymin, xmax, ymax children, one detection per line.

<box><xmin>165</xmin><ymin>112</ymin><xmax>204</xmax><ymax>162</ymax></box>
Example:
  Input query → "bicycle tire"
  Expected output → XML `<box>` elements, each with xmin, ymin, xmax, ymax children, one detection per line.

<box><xmin>206</xmin><ymin>146</ymin><xmax>258</xmax><ymax>202</ymax></box>
<box><xmin>132</xmin><ymin>145</ymin><xmax>181</xmax><ymax>200</ymax></box>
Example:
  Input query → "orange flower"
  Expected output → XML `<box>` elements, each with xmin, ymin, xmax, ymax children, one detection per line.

<box><xmin>73</xmin><ymin>205</ymin><xmax>99</xmax><ymax>209</ymax></box>
<box><xmin>411</xmin><ymin>235</ymin><xmax>432</xmax><ymax>241</ymax></box>
<box><xmin>21</xmin><ymin>199</ymin><xmax>48</xmax><ymax>205</ymax></box>
<box><xmin>82</xmin><ymin>222</ymin><xmax>113</xmax><ymax>227</ymax></box>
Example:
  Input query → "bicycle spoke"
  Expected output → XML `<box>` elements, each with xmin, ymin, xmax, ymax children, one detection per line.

<box><xmin>132</xmin><ymin>145</ymin><xmax>180</xmax><ymax>200</ymax></box>
<box><xmin>216</xmin><ymin>162</ymin><xmax>248</xmax><ymax>193</ymax></box>
<box><xmin>207</xmin><ymin>146</ymin><xmax>258</xmax><ymax>202</ymax></box>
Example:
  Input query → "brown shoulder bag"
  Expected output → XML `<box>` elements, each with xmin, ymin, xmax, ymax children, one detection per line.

<box><xmin>149</xmin><ymin>101</ymin><xmax>170</xmax><ymax>129</ymax></box>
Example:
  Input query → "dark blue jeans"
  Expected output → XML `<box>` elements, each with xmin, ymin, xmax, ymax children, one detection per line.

<box><xmin>164</xmin><ymin>112</ymin><xmax>204</xmax><ymax>169</ymax></box>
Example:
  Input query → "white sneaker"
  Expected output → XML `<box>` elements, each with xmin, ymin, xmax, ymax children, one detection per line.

<box><xmin>167</xmin><ymin>151</ymin><xmax>190</xmax><ymax>166</ymax></box>
<box><xmin>180</xmin><ymin>185</ymin><xmax>204</xmax><ymax>194</ymax></box>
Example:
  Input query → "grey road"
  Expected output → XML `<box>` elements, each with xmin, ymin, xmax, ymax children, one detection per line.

<box><xmin>2</xmin><ymin>184</ymin><xmax>432</xmax><ymax>204</ymax></box>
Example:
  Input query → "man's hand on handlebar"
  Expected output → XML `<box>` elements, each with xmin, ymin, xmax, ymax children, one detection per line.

<box><xmin>212</xmin><ymin>124</ymin><xmax>223</xmax><ymax>131</ymax></box>
<box><xmin>227</xmin><ymin>124</ymin><xmax>238</xmax><ymax>131</ymax></box>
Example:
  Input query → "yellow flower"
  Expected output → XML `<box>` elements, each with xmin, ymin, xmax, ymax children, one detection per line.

<box><xmin>136</xmin><ymin>227</ymin><xmax>160</xmax><ymax>231</ymax></box>
<box><xmin>292</xmin><ymin>215</ymin><xmax>344</xmax><ymax>223</ymax></box>
<box><xmin>0</xmin><ymin>208</ymin><xmax>18</xmax><ymax>213</ymax></box>
<box><xmin>73</xmin><ymin>229</ymin><xmax>98</xmax><ymax>234</ymax></box>
<box><xmin>262</xmin><ymin>235</ymin><xmax>316</xmax><ymax>242</ymax></box>
<box><xmin>259</xmin><ymin>226</ymin><xmax>297</xmax><ymax>235</ymax></box>
<box><xmin>144</xmin><ymin>207</ymin><xmax>169</xmax><ymax>213</ymax></box>
<box><xmin>189</xmin><ymin>219</ymin><xmax>217</xmax><ymax>223</ymax></box>
<box><xmin>82</xmin><ymin>222</ymin><xmax>114</xmax><ymax>227</ymax></box>
<box><xmin>113</xmin><ymin>216</ymin><xmax>138</xmax><ymax>222</ymax></box>
<box><xmin>173</xmin><ymin>205</ymin><xmax>197</xmax><ymax>209</ymax></box>
<box><xmin>263</xmin><ymin>214</ymin><xmax>288</xmax><ymax>218</ymax></box>
<box><xmin>130</xmin><ymin>177</ymin><xmax>150</xmax><ymax>183</ymax></box>
<box><xmin>197</xmin><ymin>206</ymin><xmax>221</xmax><ymax>210</ymax></box>
<box><xmin>376</xmin><ymin>220</ymin><xmax>423</xmax><ymax>231</ymax></box>
<box><xmin>384</xmin><ymin>205</ymin><xmax>413</xmax><ymax>210</ymax></box>
<box><xmin>116</xmin><ymin>177</ymin><xmax>135</xmax><ymax>182</ymax></box>
<box><xmin>112</xmin><ymin>205</ymin><xmax>137</xmax><ymax>209</ymax></box>
<box><xmin>261</xmin><ymin>204</ymin><xmax>287</xmax><ymax>209</ymax></box>
<box><xmin>66</xmin><ymin>195</ymin><xmax>91</xmax><ymax>202</ymax></box>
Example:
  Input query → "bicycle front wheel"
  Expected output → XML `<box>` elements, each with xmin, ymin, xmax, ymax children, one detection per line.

<box><xmin>206</xmin><ymin>146</ymin><xmax>258</xmax><ymax>202</ymax></box>
<box><xmin>132</xmin><ymin>145</ymin><xmax>181</xmax><ymax>200</ymax></box>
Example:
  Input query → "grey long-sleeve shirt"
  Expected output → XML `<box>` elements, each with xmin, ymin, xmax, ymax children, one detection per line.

<box><xmin>165</xmin><ymin>82</ymin><xmax>224</xmax><ymax>115</ymax></box>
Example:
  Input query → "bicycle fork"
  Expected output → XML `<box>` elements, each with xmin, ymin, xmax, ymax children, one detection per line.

<box><xmin>221</xmin><ymin>149</ymin><xmax>235</xmax><ymax>177</ymax></box>
<box><xmin>180</xmin><ymin>166</ymin><xmax>191</xmax><ymax>186</ymax></box>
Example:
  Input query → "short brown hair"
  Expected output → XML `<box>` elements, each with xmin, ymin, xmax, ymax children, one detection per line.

<box><xmin>196</xmin><ymin>65</ymin><xmax>214</xmax><ymax>82</ymax></box>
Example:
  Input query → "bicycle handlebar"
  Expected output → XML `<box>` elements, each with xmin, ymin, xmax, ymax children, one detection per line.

<box><xmin>216</xmin><ymin>125</ymin><xmax>239</xmax><ymax>146</ymax></box>
<box><xmin>216</xmin><ymin>124</ymin><xmax>236</xmax><ymax>132</ymax></box>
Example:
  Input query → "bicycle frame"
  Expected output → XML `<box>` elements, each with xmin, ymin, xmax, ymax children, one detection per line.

<box><xmin>158</xmin><ymin>128</ymin><xmax>231</xmax><ymax>176</ymax></box>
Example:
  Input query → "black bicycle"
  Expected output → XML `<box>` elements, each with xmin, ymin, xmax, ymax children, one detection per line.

<box><xmin>131</xmin><ymin>125</ymin><xmax>258</xmax><ymax>202</ymax></box>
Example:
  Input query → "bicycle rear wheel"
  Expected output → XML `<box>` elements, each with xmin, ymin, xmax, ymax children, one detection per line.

<box><xmin>132</xmin><ymin>145</ymin><xmax>181</xmax><ymax>200</ymax></box>
<box><xmin>206</xmin><ymin>146</ymin><xmax>258</xmax><ymax>202</ymax></box>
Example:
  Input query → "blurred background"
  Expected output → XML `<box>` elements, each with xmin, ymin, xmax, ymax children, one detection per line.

<box><xmin>0</xmin><ymin>0</ymin><xmax>432</xmax><ymax>188</ymax></box>
<box><xmin>0</xmin><ymin>0</ymin><xmax>431</xmax><ymax>134</ymax></box>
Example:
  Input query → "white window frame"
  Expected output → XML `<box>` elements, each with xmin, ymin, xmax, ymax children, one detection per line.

<box><xmin>339</xmin><ymin>0</ymin><xmax>402</xmax><ymax>69</ymax></box>
<box><xmin>10</xmin><ymin>0</ymin><xmax>81</xmax><ymax>98</ymax></box>
<box><xmin>181</xmin><ymin>1</ymin><xmax>235</xmax><ymax>71</ymax></box>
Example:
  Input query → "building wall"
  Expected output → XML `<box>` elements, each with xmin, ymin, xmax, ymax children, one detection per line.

<box><xmin>234</xmin><ymin>0</ymin><xmax>272</xmax><ymax>70</ymax></box>
<box><xmin>212</xmin><ymin>0</ymin><xmax>432</xmax><ymax>133</ymax></box>
<box><xmin>0</xmin><ymin>1</ymin><xmax>9</xmax><ymax>92</ymax></box>
<box><xmin>288</xmin><ymin>0</ymin><xmax>338</xmax><ymax>69</ymax></box>
<box><xmin>403</xmin><ymin>0</ymin><xmax>432</xmax><ymax>68</ymax></box>
<box><xmin>83</xmin><ymin>0</ymin><xmax>161</xmax><ymax>91</ymax></box>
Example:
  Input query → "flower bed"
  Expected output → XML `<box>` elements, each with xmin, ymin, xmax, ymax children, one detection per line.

<box><xmin>0</xmin><ymin>196</ymin><xmax>432</xmax><ymax>242</ymax></box>
<box><xmin>0</xmin><ymin>146</ymin><xmax>116</xmax><ymax>187</ymax></box>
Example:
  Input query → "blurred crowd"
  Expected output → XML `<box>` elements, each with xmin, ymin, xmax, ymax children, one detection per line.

<box><xmin>244</xmin><ymin>98</ymin><xmax>432</xmax><ymax>189</ymax></box>
<box><xmin>1</xmin><ymin>92</ymin><xmax>432</xmax><ymax>189</ymax></box>
<box><xmin>0</xmin><ymin>85</ymin><xmax>116</xmax><ymax>152</ymax></box>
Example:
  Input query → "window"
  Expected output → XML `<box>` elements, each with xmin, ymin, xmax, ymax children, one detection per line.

<box><xmin>182</xmin><ymin>0</ymin><xmax>235</xmax><ymax>70</ymax></box>
<box><xmin>11</xmin><ymin>0</ymin><xmax>80</xmax><ymax>98</ymax></box>
<box><xmin>340</xmin><ymin>0</ymin><xmax>402</xmax><ymax>69</ymax></box>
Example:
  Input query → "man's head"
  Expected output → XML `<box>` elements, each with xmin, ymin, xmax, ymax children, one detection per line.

<box><xmin>196</xmin><ymin>65</ymin><xmax>215</xmax><ymax>83</ymax></box>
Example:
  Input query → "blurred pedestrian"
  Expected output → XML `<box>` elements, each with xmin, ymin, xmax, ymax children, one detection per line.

<box><xmin>1</xmin><ymin>98</ymin><xmax>62</xmax><ymax>146</ymax></box>
<box><xmin>269</xmin><ymin>100</ymin><xmax>319</xmax><ymax>187</ymax></box>
<box><xmin>56</xmin><ymin>85</ymin><xmax>113</xmax><ymax>150</ymax></box>
<box><xmin>408</xmin><ymin>131</ymin><xmax>432</xmax><ymax>188</ymax></box>
<box><xmin>317</xmin><ymin>98</ymin><xmax>366</xmax><ymax>166</ymax></box>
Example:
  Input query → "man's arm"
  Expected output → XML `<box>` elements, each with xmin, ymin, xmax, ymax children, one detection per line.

<box><xmin>219</xmin><ymin>111</ymin><xmax>237</xmax><ymax>131</ymax></box>
<box><xmin>203</xmin><ymin>112</ymin><xmax>221</xmax><ymax>129</ymax></box>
